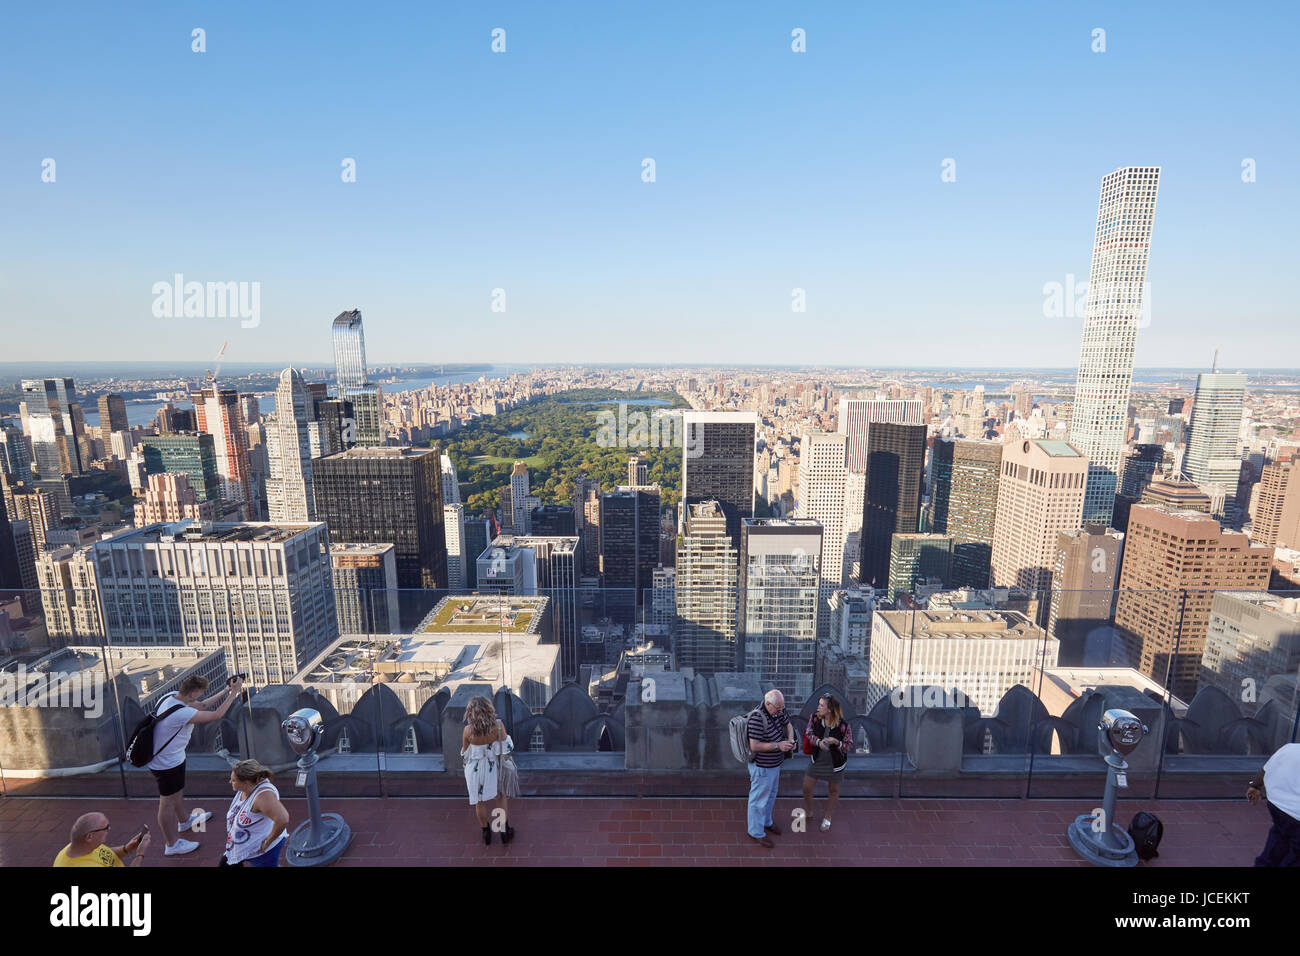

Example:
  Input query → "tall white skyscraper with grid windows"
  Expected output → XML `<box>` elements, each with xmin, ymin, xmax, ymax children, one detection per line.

<box><xmin>796</xmin><ymin>430</ymin><xmax>849</xmax><ymax>637</ymax></box>
<box><xmin>1069</xmin><ymin>166</ymin><xmax>1160</xmax><ymax>525</ymax></box>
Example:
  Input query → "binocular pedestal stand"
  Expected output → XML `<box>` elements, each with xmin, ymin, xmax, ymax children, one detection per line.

<box><xmin>1067</xmin><ymin>749</ymin><xmax>1138</xmax><ymax>867</ymax></box>
<box><xmin>285</xmin><ymin>748</ymin><xmax>352</xmax><ymax>867</ymax></box>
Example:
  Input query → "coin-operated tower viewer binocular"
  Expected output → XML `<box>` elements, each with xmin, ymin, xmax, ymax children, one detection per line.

<box><xmin>1066</xmin><ymin>709</ymin><xmax>1149</xmax><ymax>867</ymax></box>
<box><xmin>281</xmin><ymin>708</ymin><xmax>352</xmax><ymax>866</ymax></box>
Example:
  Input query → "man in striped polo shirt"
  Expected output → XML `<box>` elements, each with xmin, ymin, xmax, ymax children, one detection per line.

<box><xmin>747</xmin><ymin>689</ymin><xmax>795</xmax><ymax>848</ymax></box>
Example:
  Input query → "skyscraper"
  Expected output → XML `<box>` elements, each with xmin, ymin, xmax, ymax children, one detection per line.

<box><xmin>681</xmin><ymin>410</ymin><xmax>757</xmax><ymax>546</ymax></box>
<box><xmin>192</xmin><ymin>387</ymin><xmax>253</xmax><ymax>517</ymax></box>
<box><xmin>1119</xmin><ymin>444</ymin><xmax>1167</xmax><ymax>500</ymax></box>
<box><xmin>1115</xmin><ymin>442</ymin><xmax>1168</xmax><ymax>531</ymax></box>
<box><xmin>650</xmin><ymin>566</ymin><xmax>676</xmax><ymax>630</ymax></box>
<box><xmin>575</xmin><ymin>474</ymin><xmax>601</xmax><ymax>577</ymax></box>
<box><xmin>36</xmin><ymin>545</ymin><xmax>103</xmax><ymax>645</ymax></box>
<box><xmin>432</xmin><ymin>455</ymin><xmax>462</xmax><ymax>590</ymax></box>
<box><xmin>331</xmin><ymin>309</ymin><xmax>368</xmax><ymax>389</ymax></box>
<box><xmin>330</xmin><ymin>310</ymin><xmax>384</xmax><ymax>446</ymax></box>
<box><xmin>462</xmin><ymin>517</ymin><xmax>490</xmax><ymax>589</ymax></box>
<box><xmin>140</xmin><ymin>433</ymin><xmax>221</xmax><ymax>504</ymax></box>
<box><xmin>531</xmin><ymin>504</ymin><xmax>576</xmax><ymax>536</ymax></box>
<box><xmin>1252</xmin><ymin>461</ymin><xmax>1300</xmax><ymax>550</ymax></box>
<box><xmin>313</xmin><ymin>398</ymin><xmax>351</xmax><ymax>454</ymax></box>
<box><xmin>266</xmin><ymin>368</ymin><xmax>319</xmax><ymax>522</ymax></box>
<box><xmin>311</xmin><ymin>447</ymin><xmax>447</xmax><ymax>619</ymax></box>
<box><xmin>844</xmin><ymin>470</ymin><xmax>866</xmax><ymax>538</ymax></box>
<box><xmin>1140</xmin><ymin>473</ymin><xmax>1212</xmax><ymax>512</ymax></box>
<box><xmin>477</xmin><ymin>534</ymin><xmax>581</xmax><ymax>681</ymax></box>
<box><xmin>0</xmin><ymin>494</ymin><xmax>23</xmax><ymax>599</ymax></box>
<box><xmin>1115</xmin><ymin>505</ymin><xmax>1272</xmax><ymax>701</ymax></box>
<box><xmin>9</xmin><ymin>519</ymin><xmax>40</xmax><ymax>614</ymax></box>
<box><xmin>930</xmin><ymin>438</ymin><xmax>1002</xmax><ymax>588</ymax></box>
<box><xmin>739</xmin><ymin>518</ymin><xmax>821</xmax><ymax>707</ymax></box>
<box><xmin>886</xmin><ymin>533</ymin><xmax>954</xmax><ymax>600</ymax></box>
<box><xmin>837</xmin><ymin>397</ymin><xmax>924</xmax><ymax>472</ymax></box>
<box><xmin>0</xmin><ymin>420</ymin><xmax>33</xmax><ymax>478</ymax></box>
<box><xmin>239</xmin><ymin>393</ymin><xmax>262</xmax><ymax>428</ymax></box>
<box><xmin>1183</xmin><ymin>370</ymin><xmax>1247</xmax><ymax>499</ymax></box>
<box><xmin>859</xmin><ymin>422</ymin><xmax>927</xmax><ymax>588</ymax></box>
<box><xmin>1047</xmin><ymin>524</ymin><xmax>1124</xmax><ymax>665</ymax></box>
<box><xmin>10</xmin><ymin>485</ymin><xmax>60</xmax><ymax>553</ymax></box>
<box><xmin>330</xmin><ymin>542</ymin><xmax>400</xmax><ymax>634</ymax></box>
<box><xmin>442</xmin><ymin>507</ymin><xmax>466</xmax><ymax>593</ymax></box>
<box><xmin>22</xmin><ymin>378</ymin><xmax>85</xmax><ymax>477</ymax></box>
<box><xmin>600</xmin><ymin>485</ymin><xmax>660</xmax><ymax>617</ymax></box>
<box><xmin>507</xmin><ymin>461</ymin><xmax>532</xmax><ymax>534</ymax></box>
<box><xmin>627</xmin><ymin>454</ymin><xmax>648</xmax><ymax>487</ymax></box>
<box><xmin>828</xmin><ymin>586</ymin><xmax>874</xmax><ymax>657</ymax></box>
<box><xmin>155</xmin><ymin>404</ymin><xmax>196</xmax><ymax>435</ymax></box>
<box><xmin>134</xmin><ymin>473</ymin><xmax>217</xmax><ymax>526</ymax></box>
<box><xmin>675</xmin><ymin>500</ymin><xmax>738</xmax><ymax>675</ymax></box>
<box><xmin>440</xmin><ymin>454</ymin><xmax>461</xmax><ymax>506</ymax></box>
<box><xmin>1202</xmin><ymin>592</ymin><xmax>1300</xmax><ymax>705</ymax></box>
<box><xmin>796</xmin><ymin>430</ymin><xmax>849</xmax><ymax>636</ymax></box>
<box><xmin>990</xmin><ymin>439</ymin><xmax>1088</xmax><ymax>596</ymax></box>
<box><xmin>97</xmin><ymin>393</ymin><xmax>129</xmax><ymax>435</ymax></box>
<box><xmin>1069</xmin><ymin>166</ymin><xmax>1161</xmax><ymax>525</ymax></box>
<box><xmin>93</xmin><ymin>520</ymin><xmax>338</xmax><ymax>686</ymax></box>
<box><xmin>340</xmin><ymin>385</ymin><xmax>383</xmax><ymax>447</ymax></box>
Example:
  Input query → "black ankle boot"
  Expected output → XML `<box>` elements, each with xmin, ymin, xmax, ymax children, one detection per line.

<box><xmin>482</xmin><ymin>826</ymin><xmax>492</xmax><ymax>845</ymax></box>
<box><xmin>501</xmin><ymin>825</ymin><xmax>515</xmax><ymax>845</ymax></box>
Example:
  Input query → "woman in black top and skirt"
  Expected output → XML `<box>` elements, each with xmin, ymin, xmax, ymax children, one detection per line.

<box><xmin>802</xmin><ymin>694</ymin><xmax>852</xmax><ymax>831</ymax></box>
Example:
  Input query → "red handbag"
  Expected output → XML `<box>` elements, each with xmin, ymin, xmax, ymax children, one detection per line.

<box><xmin>802</xmin><ymin>719</ymin><xmax>816</xmax><ymax>755</ymax></box>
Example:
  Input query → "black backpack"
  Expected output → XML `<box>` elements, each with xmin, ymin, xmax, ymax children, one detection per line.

<box><xmin>1129</xmin><ymin>811</ymin><xmax>1163</xmax><ymax>860</ymax></box>
<box><xmin>125</xmin><ymin>698</ymin><xmax>187</xmax><ymax>767</ymax></box>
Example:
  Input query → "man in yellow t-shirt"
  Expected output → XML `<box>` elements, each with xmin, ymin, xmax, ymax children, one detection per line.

<box><xmin>53</xmin><ymin>812</ymin><xmax>150</xmax><ymax>867</ymax></box>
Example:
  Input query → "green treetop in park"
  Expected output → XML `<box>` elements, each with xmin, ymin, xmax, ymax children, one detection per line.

<box><xmin>440</xmin><ymin>388</ymin><xmax>690</xmax><ymax>519</ymax></box>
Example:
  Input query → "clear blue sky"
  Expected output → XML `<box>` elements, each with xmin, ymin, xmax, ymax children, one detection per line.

<box><xmin>2</xmin><ymin>1</ymin><xmax>1296</xmax><ymax>368</ymax></box>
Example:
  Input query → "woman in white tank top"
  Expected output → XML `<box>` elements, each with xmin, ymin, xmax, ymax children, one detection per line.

<box><xmin>221</xmin><ymin>759</ymin><xmax>290</xmax><ymax>867</ymax></box>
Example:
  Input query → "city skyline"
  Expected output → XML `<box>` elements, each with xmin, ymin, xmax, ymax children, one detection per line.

<box><xmin>5</xmin><ymin>0</ymin><xmax>1300</xmax><ymax>890</ymax></box>
<box><xmin>3</xmin><ymin>3</ymin><xmax>1296</xmax><ymax>366</ymax></box>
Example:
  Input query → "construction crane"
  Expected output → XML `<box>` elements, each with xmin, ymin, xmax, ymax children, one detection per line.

<box><xmin>204</xmin><ymin>342</ymin><xmax>229</xmax><ymax>386</ymax></box>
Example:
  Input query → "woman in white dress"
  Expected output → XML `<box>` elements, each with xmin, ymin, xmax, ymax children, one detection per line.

<box><xmin>461</xmin><ymin>696</ymin><xmax>515</xmax><ymax>845</ymax></box>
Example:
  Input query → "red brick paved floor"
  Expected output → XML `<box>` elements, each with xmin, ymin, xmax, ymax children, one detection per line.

<box><xmin>0</xmin><ymin>796</ymin><xmax>1266</xmax><ymax>867</ymax></box>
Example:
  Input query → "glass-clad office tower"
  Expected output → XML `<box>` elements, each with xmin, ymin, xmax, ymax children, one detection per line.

<box><xmin>332</xmin><ymin>309</ymin><xmax>368</xmax><ymax>390</ymax></box>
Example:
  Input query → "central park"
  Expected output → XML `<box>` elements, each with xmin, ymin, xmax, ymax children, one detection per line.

<box><xmin>439</xmin><ymin>388</ymin><xmax>691</xmax><ymax>516</ymax></box>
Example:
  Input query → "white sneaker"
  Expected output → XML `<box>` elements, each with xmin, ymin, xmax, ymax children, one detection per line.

<box><xmin>820</xmin><ymin>819</ymin><xmax>832</xmax><ymax>832</ymax></box>
<box><xmin>164</xmin><ymin>838</ymin><xmax>200</xmax><ymax>856</ymax></box>
<box><xmin>178</xmin><ymin>810</ymin><xmax>212</xmax><ymax>833</ymax></box>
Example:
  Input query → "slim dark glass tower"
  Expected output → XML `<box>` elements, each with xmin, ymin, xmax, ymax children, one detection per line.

<box><xmin>860</xmin><ymin>423</ymin><xmax>927</xmax><ymax>588</ymax></box>
<box><xmin>312</xmin><ymin>447</ymin><xmax>447</xmax><ymax>626</ymax></box>
<box><xmin>930</xmin><ymin>438</ymin><xmax>1002</xmax><ymax>588</ymax></box>
<box><xmin>681</xmin><ymin>411</ymin><xmax>756</xmax><ymax>546</ymax></box>
<box><xmin>600</xmin><ymin>485</ymin><xmax>660</xmax><ymax>618</ymax></box>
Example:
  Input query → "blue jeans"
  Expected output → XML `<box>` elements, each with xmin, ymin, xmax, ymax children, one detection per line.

<box><xmin>1255</xmin><ymin>801</ymin><xmax>1300</xmax><ymax>867</ymax></box>
<box><xmin>747</xmin><ymin>763</ymin><xmax>781</xmax><ymax>839</ymax></box>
